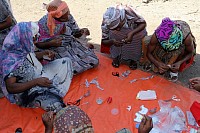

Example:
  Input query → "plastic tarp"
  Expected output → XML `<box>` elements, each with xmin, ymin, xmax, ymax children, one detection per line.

<box><xmin>0</xmin><ymin>53</ymin><xmax>200</xmax><ymax>133</ymax></box>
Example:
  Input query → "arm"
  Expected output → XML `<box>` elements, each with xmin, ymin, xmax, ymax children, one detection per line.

<box><xmin>0</xmin><ymin>16</ymin><xmax>13</xmax><ymax>30</ymax></box>
<box><xmin>35</xmin><ymin>50</ymin><xmax>55</xmax><ymax>60</ymax></box>
<box><xmin>176</xmin><ymin>34</ymin><xmax>194</xmax><ymax>64</ymax></box>
<box><xmin>147</xmin><ymin>33</ymin><xmax>160</xmax><ymax>67</ymax></box>
<box><xmin>5</xmin><ymin>77</ymin><xmax>52</xmax><ymax>94</ymax></box>
<box><xmin>129</xmin><ymin>22</ymin><xmax>146</xmax><ymax>37</ymax></box>
<box><xmin>124</xmin><ymin>21</ymin><xmax>146</xmax><ymax>43</ymax></box>
<box><xmin>35</xmin><ymin>38</ymin><xmax>62</xmax><ymax>49</ymax></box>
<box><xmin>5</xmin><ymin>77</ymin><xmax>38</xmax><ymax>94</ymax></box>
<box><xmin>170</xmin><ymin>34</ymin><xmax>194</xmax><ymax>71</ymax></box>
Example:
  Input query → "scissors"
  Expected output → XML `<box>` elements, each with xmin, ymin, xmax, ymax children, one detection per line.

<box><xmin>112</xmin><ymin>72</ymin><xmax>120</xmax><ymax>77</ymax></box>
<box><xmin>164</xmin><ymin>95</ymin><xmax>180</xmax><ymax>102</ymax></box>
<box><xmin>112</xmin><ymin>72</ymin><xmax>123</xmax><ymax>80</ymax></box>
<box><xmin>67</xmin><ymin>90</ymin><xmax>90</xmax><ymax>106</ymax></box>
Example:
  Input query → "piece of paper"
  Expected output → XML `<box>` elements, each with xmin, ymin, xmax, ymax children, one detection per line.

<box><xmin>136</xmin><ymin>90</ymin><xmax>157</xmax><ymax>100</ymax></box>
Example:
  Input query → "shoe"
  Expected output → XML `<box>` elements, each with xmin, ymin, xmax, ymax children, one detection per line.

<box><xmin>168</xmin><ymin>72</ymin><xmax>178</xmax><ymax>82</ymax></box>
<box><xmin>129</xmin><ymin>60</ymin><xmax>137</xmax><ymax>70</ymax></box>
<box><xmin>112</xmin><ymin>57</ymin><xmax>120</xmax><ymax>68</ymax></box>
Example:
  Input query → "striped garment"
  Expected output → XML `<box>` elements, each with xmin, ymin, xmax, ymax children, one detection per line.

<box><xmin>109</xmin><ymin>27</ymin><xmax>147</xmax><ymax>61</ymax></box>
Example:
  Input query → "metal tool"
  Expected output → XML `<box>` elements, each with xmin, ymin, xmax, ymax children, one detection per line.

<box><xmin>164</xmin><ymin>95</ymin><xmax>180</xmax><ymax>102</ymax></box>
<box><xmin>67</xmin><ymin>90</ymin><xmax>90</xmax><ymax>106</ymax></box>
<box><xmin>112</xmin><ymin>72</ymin><xmax>123</xmax><ymax>80</ymax></box>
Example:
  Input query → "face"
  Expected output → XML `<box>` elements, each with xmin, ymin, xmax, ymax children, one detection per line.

<box><xmin>55</xmin><ymin>11</ymin><xmax>70</xmax><ymax>22</ymax></box>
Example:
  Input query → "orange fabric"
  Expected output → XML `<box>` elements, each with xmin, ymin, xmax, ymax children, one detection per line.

<box><xmin>47</xmin><ymin>1</ymin><xmax>69</xmax><ymax>36</ymax></box>
<box><xmin>0</xmin><ymin>53</ymin><xmax>200</xmax><ymax>132</ymax></box>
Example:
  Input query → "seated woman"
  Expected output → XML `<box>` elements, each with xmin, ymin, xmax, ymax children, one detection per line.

<box><xmin>42</xmin><ymin>106</ymin><xmax>152</xmax><ymax>133</ymax></box>
<box><xmin>0</xmin><ymin>0</ymin><xmax>17</xmax><ymax>48</ymax></box>
<box><xmin>189</xmin><ymin>77</ymin><xmax>200</xmax><ymax>92</ymax></box>
<box><xmin>35</xmin><ymin>0</ymin><xmax>99</xmax><ymax>74</ymax></box>
<box><xmin>101</xmin><ymin>4</ymin><xmax>147</xmax><ymax>69</ymax></box>
<box><xmin>0</xmin><ymin>22</ymin><xmax>73</xmax><ymax>112</ymax></box>
<box><xmin>141</xmin><ymin>17</ymin><xmax>195</xmax><ymax>82</ymax></box>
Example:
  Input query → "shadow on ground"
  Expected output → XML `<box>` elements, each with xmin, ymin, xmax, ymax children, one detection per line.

<box><xmin>178</xmin><ymin>54</ymin><xmax>200</xmax><ymax>86</ymax></box>
<box><xmin>92</xmin><ymin>42</ymin><xmax>199</xmax><ymax>88</ymax></box>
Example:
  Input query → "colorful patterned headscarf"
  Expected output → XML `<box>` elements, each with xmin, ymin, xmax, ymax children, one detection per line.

<box><xmin>155</xmin><ymin>17</ymin><xmax>183</xmax><ymax>51</ymax></box>
<box><xmin>54</xmin><ymin>106</ymin><xmax>94</xmax><ymax>133</ymax></box>
<box><xmin>46</xmin><ymin>0</ymin><xmax>69</xmax><ymax>36</ymax></box>
<box><xmin>0</xmin><ymin>22</ymin><xmax>38</xmax><ymax>97</ymax></box>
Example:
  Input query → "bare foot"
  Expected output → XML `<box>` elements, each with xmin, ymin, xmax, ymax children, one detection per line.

<box><xmin>189</xmin><ymin>77</ymin><xmax>200</xmax><ymax>92</ymax></box>
<box><xmin>42</xmin><ymin>111</ymin><xmax>54</xmax><ymax>133</ymax></box>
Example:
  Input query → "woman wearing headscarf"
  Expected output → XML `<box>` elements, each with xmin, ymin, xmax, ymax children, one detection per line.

<box><xmin>101</xmin><ymin>4</ymin><xmax>147</xmax><ymax>69</ymax></box>
<box><xmin>0</xmin><ymin>22</ymin><xmax>73</xmax><ymax>112</ymax></box>
<box><xmin>142</xmin><ymin>17</ymin><xmax>196</xmax><ymax>82</ymax></box>
<box><xmin>42</xmin><ymin>106</ymin><xmax>153</xmax><ymax>133</ymax></box>
<box><xmin>42</xmin><ymin>106</ymin><xmax>94</xmax><ymax>133</ymax></box>
<box><xmin>36</xmin><ymin>0</ymin><xmax>99</xmax><ymax>75</ymax></box>
<box><xmin>0</xmin><ymin>0</ymin><xmax>17</xmax><ymax>49</ymax></box>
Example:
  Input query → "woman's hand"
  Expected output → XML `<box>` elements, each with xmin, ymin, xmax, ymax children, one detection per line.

<box><xmin>157</xmin><ymin>62</ymin><xmax>170</xmax><ymax>74</ymax></box>
<box><xmin>43</xmin><ymin>50</ymin><xmax>55</xmax><ymax>60</ymax></box>
<box><xmin>50</xmin><ymin>38</ymin><xmax>62</xmax><ymax>47</ymax></box>
<box><xmin>170</xmin><ymin>62</ymin><xmax>181</xmax><ymax>72</ymax></box>
<box><xmin>138</xmin><ymin>115</ymin><xmax>153</xmax><ymax>133</ymax></box>
<box><xmin>35</xmin><ymin>77</ymin><xmax>52</xmax><ymax>87</ymax></box>
<box><xmin>81</xmin><ymin>28</ymin><xmax>90</xmax><ymax>36</ymax></box>
<box><xmin>123</xmin><ymin>32</ymin><xmax>133</xmax><ymax>44</ymax></box>
<box><xmin>42</xmin><ymin>111</ymin><xmax>54</xmax><ymax>133</ymax></box>
<box><xmin>112</xmin><ymin>39</ymin><xmax>123</xmax><ymax>47</ymax></box>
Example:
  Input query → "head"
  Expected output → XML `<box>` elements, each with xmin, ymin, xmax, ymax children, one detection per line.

<box><xmin>155</xmin><ymin>17</ymin><xmax>183</xmax><ymax>51</ymax></box>
<box><xmin>1</xmin><ymin>22</ymin><xmax>37</xmax><ymax>79</ymax></box>
<box><xmin>47</xmin><ymin>0</ymin><xmax>69</xmax><ymax>22</ymax></box>
<box><xmin>103</xmin><ymin>4</ymin><xmax>126</xmax><ymax>31</ymax></box>
<box><xmin>46</xmin><ymin>0</ymin><xmax>69</xmax><ymax>36</ymax></box>
<box><xmin>53</xmin><ymin>106</ymin><xmax>94</xmax><ymax>133</ymax></box>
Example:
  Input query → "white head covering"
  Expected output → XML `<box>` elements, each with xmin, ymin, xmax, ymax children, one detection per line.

<box><xmin>103</xmin><ymin>4</ymin><xmax>126</xmax><ymax>29</ymax></box>
<box><xmin>31</xmin><ymin>22</ymin><xmax>39</xmax><ymax>37</ymax></box>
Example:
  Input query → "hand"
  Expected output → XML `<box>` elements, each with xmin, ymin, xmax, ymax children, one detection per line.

<box><xmin>60</xmin><ymin>26</ymin><xmax>66</xmax><ymax>35</ymax></box>
<box><xmin>157</xmin><ymin>62</ymin><xmax>170</xmax><ymax>74</ymax></box>
<box><xmin>138</xmin><ymin>115</ymin><xmax>153</xmax><ymax>133</ymax></box>
<box><xmin>42</xmin><ymin>111</ymin><xmax>54</xmax><ymax>133</ymax></box>
<box><xmin>35</xmin><ymin>77</ymin><xmax>52</xmax><ymax>87</ymax></box>
<box><xmin>112</xmin><ymin>39</ymin><xmax>123</xmax><ymax>47</ymax></box>
<box><xmin>51</xmin><ymin>38</ymin><xmax>62</xmax><ymax>47</ymax></box>
<box><xmin>81</xmin><ymin>28</ymin><xmax>90</xmax><ymax>36</ymax></box>
<box><xmin>123</xmin><ymin>32</ymin><xmax>133</xmax><ymax>44</ymax></box>
<box><xmin>170</xmin><ymin>62</ymin><xmax>181</xmax><ymax>72</ymax></box>
<box><xmin>43</xmin><ymin>50</ymin><xmax>55</xmax><ymax>60</ymax></box>
<box><xmin>189</xmin><ymin>77</ymin><xmax>200</xmax><ymax>91</ymax></box>
<box><xmin>5</xmin><ymin>16</ymin><xmax>12</xmax><ymax>24</ymax></box>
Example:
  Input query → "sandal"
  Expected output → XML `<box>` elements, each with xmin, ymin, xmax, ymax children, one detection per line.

<box><xmin>129</xmin><ymin>60</ymin><xmax>137</xmax><ymax>70</ymax></box>
<box><xmin>112</xmin><ymin>57</ymin><xmax>120</xmax><ymax>68</ymax></box>
<box><xmin>168</xmin><ymin>72</ymin><xmax>178</xmax><ymax>82</ymax></box>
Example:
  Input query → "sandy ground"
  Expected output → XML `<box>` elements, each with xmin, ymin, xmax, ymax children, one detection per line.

<box><xmin>10</xmin><ymin>0</ymin><xmax>200</xmax><ymax>86</ymax></box>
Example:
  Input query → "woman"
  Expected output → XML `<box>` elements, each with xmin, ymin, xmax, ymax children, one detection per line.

<box><xmin>0</xmin><ymin>0</ymin><xmax>17</xmax><ymax>48</ymax></box>
<box><xmin>101</xmin><ymin>4</ymin><xmax>147</xmax><ymax>69</ymax></box>
<box><xmin>42</xmin><ymin>107</ymin><xmax>152</xmax><ymax>133</ymax></box>
<box><xmin>36</xmin><ymin>0</ymin><xmax>99</xmax><ymax>75</ymax></box>
<box><xmin>0</xmin><ymin>22</ymin><xmax>73</xmax><ymax>112</ymax></box>
<box><xmin>142</xmin><ymin>17</ymin><xmax>195</xmax><ymax>82</ymax></box>
<box><xmin>42</xmin><ymin>106</ymin><xmax>94</xmax><ymax>133</ymax></box>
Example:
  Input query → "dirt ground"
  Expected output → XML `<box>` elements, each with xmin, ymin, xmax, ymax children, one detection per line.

<box><xmin>10</xmin><ymin>0</ymin><xmax>200</xmax><ymax>86</ymax></box>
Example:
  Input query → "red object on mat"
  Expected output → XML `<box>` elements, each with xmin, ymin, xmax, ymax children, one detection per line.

<box><xmin>179</xmin><ymin>56</ymin><xmax>194</xmax><ymax>72</ymax></box>
<box><xmin>190</xmin><ymin>101</ymin><xmax>200</xmax><ymax>126</ymax></box>
<box><xmin>100</xmin><ymin>42</ymin><xmax>110</xmax><ymax>54</ymax></box>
